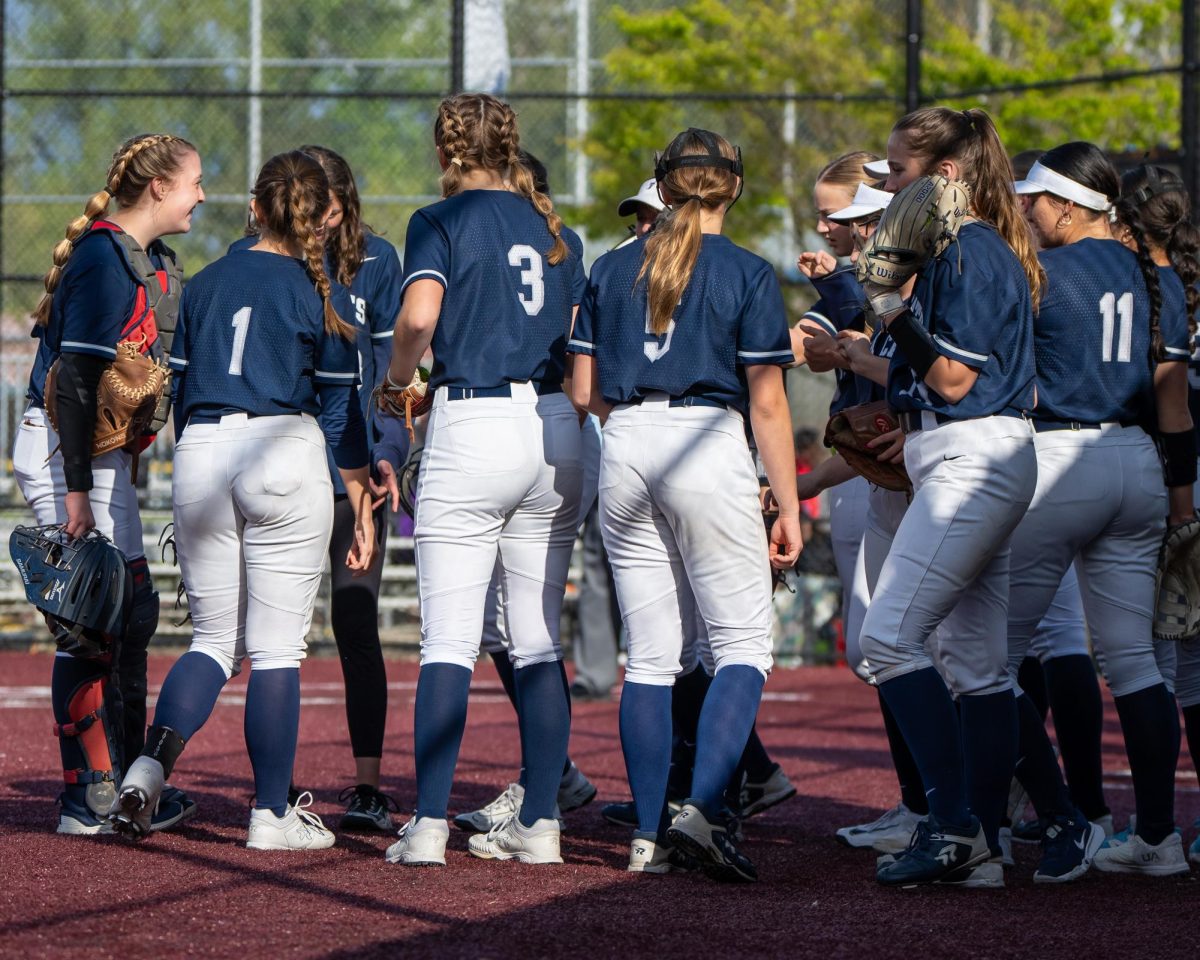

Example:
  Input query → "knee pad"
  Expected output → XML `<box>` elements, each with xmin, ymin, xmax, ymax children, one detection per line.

<box><xmin>52</xmin><ymin>655</ymin><xmax>122</xmax><ymax>816</ymax></box>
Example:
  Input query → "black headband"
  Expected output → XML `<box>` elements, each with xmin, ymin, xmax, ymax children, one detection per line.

<box><xmin>654</xmin><ymin>128</ymin><xmax>744</xmax><ymax>207</ymax></box>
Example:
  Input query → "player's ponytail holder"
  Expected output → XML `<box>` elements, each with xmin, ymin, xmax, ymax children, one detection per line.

<box><xmin>683</xmin><ymin>194</ymin><xmax>704</xmax><ymax>205</ymax></box>
<box><xmin>449</xmin><ymin>157</ymin><xmax>464</xmax><ymax>168</ymax></box>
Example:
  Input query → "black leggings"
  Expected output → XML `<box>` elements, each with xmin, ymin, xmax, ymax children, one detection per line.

<box><xmin>329</xmin><ymin>495</ymin><xmax>389</xmax><ymax>759</ymax></box>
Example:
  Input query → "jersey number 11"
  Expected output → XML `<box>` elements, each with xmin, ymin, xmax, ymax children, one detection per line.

<box><xmin>1099</xmin><ymin>292</ymin><xmax>1133</xmax><ymax>364</ymax></box>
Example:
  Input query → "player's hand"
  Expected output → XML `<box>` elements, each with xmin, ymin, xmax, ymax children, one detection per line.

<box><xmin>346</xmin><ymin>502</ymin><xmax>377</xmax><ymax>576</ymax></box>
<box><xmin>370</xmin><ymin>460</ymin><xmax>400</xmax><ymax>513</ymax></box>
<box><xmin>804</xmin><ymin>328</ymin><xmax>850</xmax><ymax>372</ymax></box>
<box><xmin>63</xmin><ymin>491</ymin><xmax>96</xmax><ymax>541</ymax></box>
<box><xmin>797</xmin><ymin>250</ymin><xmax>838</xmax><ymax>280</ymax></box>
<box><xmin>769</xmin><ymin>513</ymin><xmax>804</xmax><ymax>569</ymax></box>
<box><xmin>867</xmin><ymin>427</ymin><xmax>906</xmax><ymax>463</ymax></box>
<box><xmin>837</xmin><ymin>330</ymin><xmax>872</xmax><ymax>369</ymax></box>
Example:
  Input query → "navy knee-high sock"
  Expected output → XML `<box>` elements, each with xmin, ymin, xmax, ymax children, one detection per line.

<box><xmin>1014</xmin><ymin>693</ymin><xmax>1075</xmax><ymax>823</ymax></box>
<box><xmin>1113</xmin><ymin>683</ymin><xmax>1179</xmax><ymax>846</ymax></box>
<box><xmin>514</xmin><ymin>661</ymin><xmax>571</xmax><ymax>826</ymax></box>
<box><xmin>1018</xmin><ymin>656</ymin><xmax>1049</xmax><ymax>721</ymax></box>
<box><xmin>878</xmin><ymin>667</ymin><xmax>970</xmax><ymax>828</ymax></box>
<box><xmin>1043</xmin><ymin>654</ymin><xmax>1109</xmax><ymax>820</ymax></box>
<box><xmin>961</xmin><ymin>690</ymin><xmax>1017</xmax><ymax>851</ymax></box>
<box><xmin>1183</xmin><ymin>703</ymin><xmax>1200</xmax><ymax>792</ymax></box>
<box><xmin>878</xmin><ymin>690</ymin><xmax>929</xmax><ymax>815</ymax></box>
<box><xmin>244</xmin><ymin>667</ymin><xmax>300</xmax><ymax>817</ymax></box>
<box><xmin>414</xmin><ymin>663</ymin><xmax>473</xmax><ymax>821</ymax></box>
<box><xmin>153</xmin><ymin>651</ymin><xmax>229</xmax><ymax>741</ymax></box>
<box><xmin>671</xmin><ymin>666</ymin><xmax>711</xmax><ymax>744</ymax></box>
<box><xmin>620</xmin><ymin>681</ymin><xmax>673</xmax><ymax>839</ymax></box>
<box><xmin>690</xmin><ymin>665</ymin><xmax>764</xmax><ymax>817</ymax></box>
<box><xmin>489</xmin><ymin>650</ymin><xmax>518</xmax><ymax>709</ymax></box>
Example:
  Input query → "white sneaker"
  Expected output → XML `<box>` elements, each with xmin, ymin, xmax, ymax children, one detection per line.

<box><xmin>557</xmin><ymin>762</ymin><xmax>598</xmax><ymax>812</ymax></box>
<box><xmin>835</xmin><ymin>802</ymin><xmax>921</xmax><ymax>853</ymax></box>
<box><xmin>110</xmin><ymin>756</ymin><xmax>165</xmax><ymax>839</ymax></box>
<box><xmin>246</xmin><ymin>793</ymin><xmax>335</xmax><ymax>851</ymax></box>
<box><xmin>1094</xmin><ymin>831</ymin><xmax>1190</xmax><ymax>877</ymax></box>
<box><xmin>468</xmin><ymin>815</ymin><xmax>562</xmax><ymax>864</ymax></box>
<box><xmin>454</xmin><ymin>783</ymin><xmax>523</xmax><ymax>832</ymax></box>
<box><xmin>1005</xmin><ymin>775</ymin><xmax>1030</xmax><ymax>827</ymax></box>
<box><xmin>739</xmin><ymin>764</ymin><xmax>797</xmax><ymax>818</ymax></box>
<box><xmin>385</xmin><ymin>817</ymin><xmax>450</xmax><ymax>866</ymax></box>
<box><xmin>627</xmin><ymin>836</ymin><xmax>695</xmax><ymax>874</ymax></box>
<box><xmin>935</xmin><ymin>855</ymin><xmax>1006</xmax><ymax>889</ymax></box>
<box><xmin>1094</xmin><ymin>813</ymin><xmax>1114</xmax><ymax>838</ymax></box>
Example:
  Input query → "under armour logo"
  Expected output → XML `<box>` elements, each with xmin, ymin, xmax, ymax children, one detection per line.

<box><xmin>1141</xmin><ymin>852</ymin><xmax>1160</xmax><ymax>863</ymax></box>
<box><xmin>934</xmin><ymin>844</ymin><xmax>958</xmax><ymax>866</ymax></box>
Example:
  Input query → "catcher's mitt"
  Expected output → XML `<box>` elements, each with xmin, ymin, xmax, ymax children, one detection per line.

<box><xmin>374</xmin><ymin>367</ymin><xmax>432</xmax><ymax>443</ymax></box>
<box><xmin>856</xmin><ymin>174</ymin><xmax>970</xmax><ymax>318</ymax></box>
<box><xmin>1153</xmin><ymin>516</ymin><xmax>1200</xmax><ymax>641</ymax></box>
<box><xmin>823</xmin><ymin>400</ymin><xmax>911</xmax><ymax>493</ymax></box>
<box><xmin>45</xmin><ymin>340</ymin><xmax>169</xmax><ymax>457</ymax></box>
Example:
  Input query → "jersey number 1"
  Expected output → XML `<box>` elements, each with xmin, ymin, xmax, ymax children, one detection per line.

<box><xmin>1099</xmin><ymin>292</ymin><xmax>1133</xmax><ymax>364</ymax></box>
<box><xmin>229</xmin><ymin>306</ymin><xmax>252</xmax><ymax>376</ymax></box>
<box><xmin>508</xmin><ymin>244</ymin><xmax>545</xmax><ymax>317</ymax></box>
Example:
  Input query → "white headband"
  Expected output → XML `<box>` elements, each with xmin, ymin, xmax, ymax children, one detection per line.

<box><xmin>1014</xmin><ymin>160</ymin><xmax>1111</xmax><ymax>212</ymax></box>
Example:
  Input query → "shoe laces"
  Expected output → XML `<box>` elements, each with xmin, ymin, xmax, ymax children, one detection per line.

<box><xmin>483</xmin><ymin>784</ymin><xmax>521</xmax><ymax>816</ymax></box>
<box><xmin>290</xmin><ymin>791</ymin><xmax>329</xmax><ymax>836</ymax></box>
<box><xmin>338</xmin><ymin>784</ymin><xmax>401</xmax><ymax>815</ymax></box>
<box><xmin>484</xmin><ymin>814</ymin><xmax>517</xmax><ymax>842</ymax></box>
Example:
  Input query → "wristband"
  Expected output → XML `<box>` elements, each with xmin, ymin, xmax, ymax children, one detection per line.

<box><xmin>1157</xmin><ymin>429</ymin><xmax>1198</xmax><ymax>487</ymax></box>
<box><xmin>886</xmin><ymin>310</ymin><xmax>940</xmax><ymax>380</ymax></box>
<box><xmin>868</xmin><ymin>291</ymin><xmax>907</xmax><ymax>322</ymax></box>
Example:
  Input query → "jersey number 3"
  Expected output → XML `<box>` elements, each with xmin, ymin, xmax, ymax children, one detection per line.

<box><xmin>508</xmin><ymin>244</ymin><xmax>545</xmax><ymax>317</ymax></box>
<box><xmin>1099</xmin><ymin>291</ymin><xmax>1133</xmax><ymax>364</ymax></box>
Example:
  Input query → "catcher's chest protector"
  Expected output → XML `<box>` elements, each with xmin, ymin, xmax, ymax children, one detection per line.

<box><xmin>89</xmin><ymin>220</ymin><xmax>183</xmax><ymax>361</ymax></box>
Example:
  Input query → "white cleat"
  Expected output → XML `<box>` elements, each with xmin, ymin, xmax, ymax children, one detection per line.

<box><xmin>468</xmin><ymin>815</ymin><xmax>563</xmax><ymax>864</ymax></box>
<box><xmin>246</xmin><ymin>792</ymin><xmax>335</xmax><ymax>851</ymax></box>
<box><xmin>1094</xmin><ymin>831</ymin><xmax>1190</xmax><ymax>877</ymax></box>
<box><xmin>386</xmin><ymin>816</ymin><xmax>450</xmax><ymax>867</ymax></box>
<box><xmin>835</xmin><ymin>802</ymin><xmax>922</xmax><ymax>853</ymax></box>
<box><xmin>454</xmin><ymin>783</ymin><xmax>523</xmax><ymax>833</ymax></box>
<box><xmin>626</xmin><ymin>836</ymin><xmax>696</xmax><ymax>874</ymax></box>
<box><xmin>557</xmin><ymin>762</ymin><xmax>598</xmax><ymax>813</ymax></box>
<box><xmin>935</xmin><ymin>855</ymin><xmax>1006</xmax><ymax>889</ymax></box>
<box><xmin>110</xmin><ymin>756</ymin><xmax>165</xmax><ymax>839</ymax></box>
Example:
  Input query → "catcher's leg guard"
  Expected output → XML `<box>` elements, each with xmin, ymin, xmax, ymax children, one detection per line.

<box><xmin>118</xmin><ymin>557</ymin><xmax>159</xmax><ymax>763</ymax></box>
<box><xmin>51</xmin><ymin>654</ymin><xmax>121</xmax><ymax>820</ymax></box>
<box><xmin>112</xmin><ymin>724</ymin><xmax>186</xmax><ymax>839</ymax></box>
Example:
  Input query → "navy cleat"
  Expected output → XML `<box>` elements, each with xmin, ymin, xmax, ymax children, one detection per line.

<box><xmin>1034</xmin><ymin>815</ymin><xmax>1104</xmax><ymax>884</ymax></box>
<box><xmin>667</xmin><ymin>801</ymin><xmax>756</xmax><ymax>883</ymax></box>
<box><xmin>875</xmin><ymin>815</ymin><xmax>990</xmax><ymax>888</ymax></box>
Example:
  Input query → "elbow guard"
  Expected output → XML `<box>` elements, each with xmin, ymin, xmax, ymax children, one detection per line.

<box><xmin>886</xmin><ymin>310</ymin><xmax>940</xmax><ymax>381</ymax></box>
<box><xmin>1158</xmin><ymin>429</ymin><xmax>1198</xmax><ymax>488</ymax></box>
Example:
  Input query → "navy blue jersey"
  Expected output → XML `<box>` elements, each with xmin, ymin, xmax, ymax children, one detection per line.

<box><xmin>401</xmin><ymin>191</ymin><xmax>585</xmax><ymax>390</ymax></box>
<box><xmin>888</xmin><ymin>222</ymin><xmax>1036</xmax><ymax>418</ymax></box>
<box><xmin>864</xmin><ymin>324</ymin><xmax>898</xmax><ymax>404</ymax></box>
<box><xmin>1189</xmin><ymin>326</ymin><xmax>1200</xmax><ymax>443</ymax></box>
<box><xmin>27</xmin><ymin>230</ymin><xmax>172</xmax><ymax>406</ymax></box>
<box><xmin>1031</xmin><ymin>241</ymin><xmax>1190</xmax><ymax>425</ymax></box>
<box><xmin>801</xmin><ymin>268</ymin><xmax>870</xmax><ymax>414</ymax></box>
<box><xmin>568</xmin><ymin>234</ymin><xmax>793</xmax><ymax>413</ymax></box>
<box><xmin>1157</xmin><ymin>265</ymin><xmax>1192</xmax><ymax>363</ymax></box>
<box><xmin>171</xmin><ymin>249</ymin><xmax>360</xmax><ymax>422</ymax></box>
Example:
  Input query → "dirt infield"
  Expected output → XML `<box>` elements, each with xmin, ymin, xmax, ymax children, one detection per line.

<box><xmin>0</xmin><ymin>652</ymin><xmax>1197</xmax><ymax>960</ymax></box>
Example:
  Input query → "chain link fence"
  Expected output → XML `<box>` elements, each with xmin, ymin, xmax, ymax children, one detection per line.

<box><xmin>1</xmin><ymin>0</ymin><xmax>1194</xmax><ymax>654</ymax></box>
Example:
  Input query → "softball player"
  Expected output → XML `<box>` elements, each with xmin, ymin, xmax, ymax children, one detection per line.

<box><xmin>860</xmin><ymin>107</ymin><xmax>1042</xmax><ymax>888</ymax></box>
<box><xmin>234</xmin><ymin>145</ymin><xmax>407</xmax><ymax>831</ymax></box>
<box><xmin>111</xmin><ymin>150</ymin><xmax>375</xmax><ymax>851</ymax></box>
<box><xmin>381</xmin><ymin>93</ymin><xmax>585</xmax><ymax>868</ymax></box>
<box><xmin>12</xmin><ymin>133</ymin><xmax>202</xmax><ymax>835</ymax></box>
<box><xmin>570</xmin><ymin>127</ymin><xmax>802</xmax><ymax>882</ymax></box>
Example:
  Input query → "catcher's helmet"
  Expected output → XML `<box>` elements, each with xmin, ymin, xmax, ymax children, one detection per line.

<box><xmin>653</xmin><ymin>128</ymin><xmax>744</xmax><ymax>206</ymax></box>
<box><xmin>8</xmin><ymin>525</ymin><xmax>132</xmax><ymax>658</ymax></box>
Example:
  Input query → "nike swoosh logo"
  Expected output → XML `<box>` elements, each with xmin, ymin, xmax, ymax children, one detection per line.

<box><xmin>1074</xmin><ymin>837</ymin><xmax>1086</xmax><ymax>850</ymax></box>
<box><xmin>363</xmin><ymin>256</ymin><xmax>378</xmax><ymax>262</ymax></box>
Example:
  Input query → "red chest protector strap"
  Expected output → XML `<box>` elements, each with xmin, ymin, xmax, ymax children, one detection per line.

<box><xmin>89</xmin><ymin>221</ymin><xmax>183</xmax><ymax>362</ymax></box>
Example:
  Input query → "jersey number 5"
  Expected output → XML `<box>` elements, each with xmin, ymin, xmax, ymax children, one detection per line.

<box><xmin>508</xmin><ymin>244</ymin><xmax>545</xmax><ymax>317</ymax></box>
<box><xmin>229</xmin><ymin>306</ymin><xmax>252</xmax><ymax>376</ymax></box>
<box><xmin>1099</xmin><ymin>292</ymin><xmax>1133</xmax><ymax>364</ymax></box>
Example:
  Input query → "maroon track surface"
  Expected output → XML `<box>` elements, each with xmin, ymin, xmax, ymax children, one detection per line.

<box><xmin>1</xmin><ymin>652</ymin><xmax>1197</xmax><ymax>959</ymax></box>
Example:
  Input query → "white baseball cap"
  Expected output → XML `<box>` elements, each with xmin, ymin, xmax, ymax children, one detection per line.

<box><xmin>829</xmin><ymin>182</ymin><xmax>894</xmax><ymax>222</ymax></box>
<box><xmin>863</xmin><ymin>158</ymin><xmax>890</xmax><ymax>177</ymax></box>
<box><xmin>1014</xmin><ymin>160</ymin><xmax>1111</xmax><ymax>212</ymax></box>
<box><xmin>618</xmin><ymin>178</ymin><xmax>666</xmax><ymax>217</ymax></box>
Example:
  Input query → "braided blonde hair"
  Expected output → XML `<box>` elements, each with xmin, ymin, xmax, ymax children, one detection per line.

<box><xmin>252</xmin><ymin>151</ymin><xmax>354</xmax><ymax>340</ymax></box>
<box><xmin>434</xmin><ymin>93</ymin><xmax>568</xmax><ymax>265</ymax></box>
<box><xmin>32</xmin><ymin>133</ymin><xmax>196</xmax><ymax>327</ymax></box>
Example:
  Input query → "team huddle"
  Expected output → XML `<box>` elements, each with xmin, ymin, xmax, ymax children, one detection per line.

<box><xmin>9</xmin><ymin>91</ymin><xmax>1200</xmax><ymax>888</ymax></box>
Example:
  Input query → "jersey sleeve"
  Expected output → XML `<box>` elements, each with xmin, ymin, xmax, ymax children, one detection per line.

<box><xmin>919</xmin><ymin>244</ymin><xmax>1000</xmax><ymax>368</ymax></box>
<box><xmin>56</xmin><ymin>243</ymin><xmax>136</xmax><ymax>359</ymax></box>
<box><xmin>566</xmin><ymin>271</ymin><xmax>598</xmax><ymax>357</ymax></box>
<box><xmin>313</xmin><ymin>326</ymin><xmax>362</xmax><ymax>387</ymax></box>
<box><xmin>369</xmin><ymin>239</ymin><xmax>403</xmax><ymax>340</ymax></box>
<box><xmin>168</xmin><ymin>288</ymin><xmax>191</xmax><ymax>375</ymax></box>
<box><xmin>565</xmin><ymin>230</ymin><xmax>587</xmax><ymax>306</ymax></box>
<box><xmin>804</xmin><ymin>270</ymin><xmax>865</xmax><ymax>336</ymax></box>
<box><xmin>400</xmin><ymin>210</ymin><xmax>449</xmax><ymax>295</ymax></box>
<box><xmin>1159</xmin><ymin>269</ymin><xmax>1191</xmax><ymax>362</ymax></box>
<box><xmin>736</xmin><ymin>265</ymin><xmax>794</xmax><ymax>366</ymax></box>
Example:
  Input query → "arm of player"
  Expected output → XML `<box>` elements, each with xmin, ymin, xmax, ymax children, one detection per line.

<box><xmin>1153</xmin><ymin>360</ymin><xmax>1196</xmax><ymax>525</ymax></box>
<box><xmin>318</xmin><ymin>383</ymin><xmax>376</xmax><ymax>574</ymax></box>
<box><xmin>837</xmin><ymin>331</ymin><xmax>891</xmax><ymax>386</ymax></box>
<box><xmin>54</xmin><ymin>353</ymin><xmax>107</xmax><ymax>539</ymax></box>
<box><xmin>797</xmin><ymin>452</ymin><xmax>857</xmax><ymax>500</ymax></box>
<box><xmin>387</xmin><ymin>278</ymin><xmax>443</xmax><ymax>388</ymax></box>
<box><xmin>747</xmin><ymin>364</ymin><xmax>803</xmax><ymax>568</ymax></box>
<box><xmin>569</xmin><ymin>354</ymin><xmax>612</xmax><ymax>422</ymax></box>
